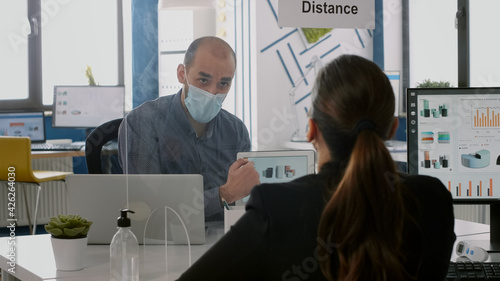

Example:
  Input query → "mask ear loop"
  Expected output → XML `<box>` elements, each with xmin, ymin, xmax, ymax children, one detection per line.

<box><xmin>182</xmin><ymin>64</ymin><xmax>190</xmax><ymax>98</ymax></box>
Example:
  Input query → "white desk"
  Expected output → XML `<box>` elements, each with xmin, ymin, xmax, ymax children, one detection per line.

<box><xmin>283</xmin><ymin>140</ymin><xmax>408</xmax><ymax>163</ymax></box>
<box><xmin>450</xmin><ymin>219</ymin><xmax>500</xmax><ymax>262</ymax></box>
<box><xmin>0</xmin><ymin>220</ymin><xmax>495</xmax><ymax>281</ymax></box>
<box><xmin>31</xmin><ymin>150</ymin><xmax>85</xmax><ymax>159</ymax></box>
<box><xmin>0</xmin><ymin>222</ymin><xmax>224</xmax><ymax>281</ymax></box>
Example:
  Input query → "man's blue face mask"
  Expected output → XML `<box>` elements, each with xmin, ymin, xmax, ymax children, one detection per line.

<box><xmin>184</xmin><ymin>75</ymin><xmax>227</xmax><ymax>123</ymax></box>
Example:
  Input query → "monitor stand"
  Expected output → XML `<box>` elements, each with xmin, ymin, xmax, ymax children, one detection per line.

<box><xmin>466</xmin><ymin>202</ymin><xmax>500</xmax><ymax>252</ymax></box>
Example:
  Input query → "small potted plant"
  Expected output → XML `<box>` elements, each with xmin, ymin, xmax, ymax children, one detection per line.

<box><xmin>416</xmin><ymin>79</ymin><xmax>452</xmax><ymax>88</ymax></box>
<box><xmin>44</xmin><ymin>215</ymin><xmax>93</xmax><ymax>271</ymax></box>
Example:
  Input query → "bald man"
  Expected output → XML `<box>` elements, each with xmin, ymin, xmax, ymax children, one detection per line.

<box><xmin>118</xmin><ymin>37</ymin><xmax>259</xmax><ymax>221</ymax></box>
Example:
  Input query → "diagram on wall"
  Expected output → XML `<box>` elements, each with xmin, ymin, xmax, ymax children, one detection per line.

<box><xmin>255</xmin><ymin>0</ymin><xmax>374</xmax><ymax>143</ymax></box>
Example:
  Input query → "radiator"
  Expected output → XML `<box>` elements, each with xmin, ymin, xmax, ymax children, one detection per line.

<box><xmin>0</xmin><ymin>157</ymin><xmax>71</xmax><ymax>227</ymax></box>
<box><xmin>454</xmin><ymin>204</ymin><xmax>489</xmax><ymax>224</ymax></box>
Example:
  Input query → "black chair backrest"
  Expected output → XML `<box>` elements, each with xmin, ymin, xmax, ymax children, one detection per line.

<box><xmin>85</xmin><ymin>118</ymin><xmax>123</xmax><ymax>174</ymax></box>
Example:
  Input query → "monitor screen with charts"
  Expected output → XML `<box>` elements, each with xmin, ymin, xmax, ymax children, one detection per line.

<box><xmin>66</xmin><ymin>174</ymin><xmax>205</xmax><ymax>245</ymax></box>
<box><xmin>407</xmin><ymin>87</ymin><xmax>500</xmax><ymax>202</ymax></box>
<box><xmin>0</xmin><ymin>111</ymin><xmax>45</xmax><ymax>142</ymax></box>
<box><xmin>52</xmin><ymin>85</ymin><xmax>125</xmax><ymax>128</ymax></box>
<box><xmin>406</xmin><ymin>87</ymin><xmax>500</xmax><ymax>247</ymax></box>
<box><xmin>235</xmin><ymin>150</ymin><xmax>316</xmax><ymax>206</ymax></box>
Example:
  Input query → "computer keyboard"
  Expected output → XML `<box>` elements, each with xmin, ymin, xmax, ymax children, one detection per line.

<box><xmin>446</xmin><ymin>261</ymin><xmax>500</xmax><ymax>280</ymax></box>
<box><xmin>31</xmin><ymin>143</ymin><xmax>84</xmax><ymax>151</ymax></box>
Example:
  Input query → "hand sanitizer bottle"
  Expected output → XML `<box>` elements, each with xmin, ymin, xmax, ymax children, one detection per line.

<box><xmin>110</xmin><ymin>209</ymin><xmax>139</xmax><ymax>281</ymax></box>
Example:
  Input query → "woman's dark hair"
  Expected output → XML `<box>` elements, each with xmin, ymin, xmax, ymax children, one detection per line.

<box><xmin>314</xmin><ymin>55</ymin><xmax>414</xmax><ymax>281</ymax></box>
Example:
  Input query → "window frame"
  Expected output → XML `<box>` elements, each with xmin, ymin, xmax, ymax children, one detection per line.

<box><xmin>0</xmin><ymin>0</ymin><xmax>125</xmax><ymax>112</ymax></box>
<box><xmin>0</xmin><ymin>0</ymin><xmax>41</xmax><ymax>111</ymax></box>
<box><xmin>402</xmin><ymin>0</ymin><xmax>471</xmax><ymax>115</ymax></box>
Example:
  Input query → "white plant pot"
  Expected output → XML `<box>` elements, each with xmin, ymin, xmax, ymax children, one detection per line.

<box><xmin>50</xmin><ymin>236</ymin><xmax>88</xmax><ymax>271</ymax></box>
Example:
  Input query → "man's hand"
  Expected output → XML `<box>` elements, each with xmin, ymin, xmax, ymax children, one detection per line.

<box><xmin>220</xmin><ymin>158</ymin><xmax>260</xmax><ymax>204</ymax></box>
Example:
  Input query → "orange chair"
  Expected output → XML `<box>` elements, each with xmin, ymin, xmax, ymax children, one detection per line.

<box><xmin>0</xmin><ymin>136</ymin><xmax>73</xmax><ymax>234</ymax></box>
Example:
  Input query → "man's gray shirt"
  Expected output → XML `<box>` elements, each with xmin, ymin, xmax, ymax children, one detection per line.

<box><xmin>118</xmin><ymin>90</ymin><xmax>251</xmax><ymax>221</ymax></box>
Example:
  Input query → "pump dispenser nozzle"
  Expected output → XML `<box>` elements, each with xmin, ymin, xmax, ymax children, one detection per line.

<box><xmin>111</xmin><ymin>209</ymin><xmax>139</xmax><ymax>280</ymax></box>
<box><xmin>117</xmin><ymin>209</ymin><xmax>135</xmax><ymax>227</ymax></box>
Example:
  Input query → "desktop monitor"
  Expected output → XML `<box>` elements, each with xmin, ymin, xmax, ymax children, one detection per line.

<box><xmin>52</xmin><ymin>85</ymin><xmax>125</xmax><ymax>128</ymax></box>
<box><xmin>407</xmin><ymin>87</ymin><xmax>500</xmax><ymax>250</ymax></box>
<box><xmin>0</xmin><ymin>111</ymin><xmax>46</xmax><ymax>142</ymax></box>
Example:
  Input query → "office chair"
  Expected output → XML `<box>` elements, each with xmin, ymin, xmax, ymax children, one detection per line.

<box><xmin>85</xmin><ymin>118</ymin><xmax>123</xmax><ymax>174</ymax></box>
<box><xmin>0</xmin><ymin>136</ymin><xmax>73</xmax><ymax>235</ymax></box>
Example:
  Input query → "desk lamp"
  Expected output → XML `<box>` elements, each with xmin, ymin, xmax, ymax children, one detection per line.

<box><xmin>289</xmin><ymin>55</ymin><xmax>324</xmax><ymax>142</ymax></box>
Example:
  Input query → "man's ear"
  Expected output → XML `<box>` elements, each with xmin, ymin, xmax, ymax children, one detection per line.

<box><xmin>306</xmin><ymin>119</ymin><xmax>317</xmax><ymax>143</ymax></box>
<box><xmin>177</xmin><ymin>64</ymin><xmax>186</xmax><ymax>83</ymax></box>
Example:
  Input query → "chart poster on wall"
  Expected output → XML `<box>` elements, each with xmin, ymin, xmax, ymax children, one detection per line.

<box><xmin>278</xmin><ymin>0</ymin><xmax>375</xmax><ymax>28</ymax></box>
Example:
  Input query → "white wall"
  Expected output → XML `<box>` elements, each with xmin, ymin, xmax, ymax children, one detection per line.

<box><xmin>248</xmin><ymin>0</ymin><xmax>374</xmax><ymax>150</ymax></box>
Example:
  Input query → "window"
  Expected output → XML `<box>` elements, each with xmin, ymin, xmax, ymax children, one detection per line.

<box><xmin>408</xmin><ymin>1</ymin><xmax>458</xmax><ymax>88</ymax></box>
<box><xmin>406</xmin><ymin>0</ymin><xmax>500</xmax><ymax>89</ymax></box>
<box><xmin>0</xmin><ymin>1</ymin><xmax>29</xmax><ymax>103</ymax></box>
<box><xmin>469</xmin><ymin>0</ymin><xmax>500</xmax><ymax>87</ymax></box>
<box><xmin>41</xmin><ymin>0</ymin><xmax>119</xmax><ymax>105</ymax></box>
<box><xmin>0</xmin><ymin>0</ymin><xmax>129</xmax><ymax>111</ymax></box>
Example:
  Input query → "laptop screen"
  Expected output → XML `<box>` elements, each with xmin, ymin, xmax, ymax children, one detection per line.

<box><xmin>0</xmin><ymin>111</ymin><xmax>45</xmax><ymax>143</ymax></box>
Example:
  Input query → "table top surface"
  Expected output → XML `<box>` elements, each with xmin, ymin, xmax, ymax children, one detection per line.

<box><xmin>31</xmin><ymin>150</ymin><xmax>85</xmax><ymax>159</ymax></box>
<box><xmin>0</xmin><ymin>220</ymin><xmax>495</xmax><ymax>281</ymax></box>
<box><xmin>0</xmin><ymin>221</ymin><xmax>224</xmax><ymax>281</ymax></box>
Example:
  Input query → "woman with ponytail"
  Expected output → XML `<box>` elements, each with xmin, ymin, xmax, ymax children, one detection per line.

<box><xmin>310</xmin><ymin>55</ymin><xmax>455</xmax><ymax>281</ymax></box>
<box><xmin>178</xmin><ymin>55</ymin><xmax>455</xmax><ymax>281</ymax></box>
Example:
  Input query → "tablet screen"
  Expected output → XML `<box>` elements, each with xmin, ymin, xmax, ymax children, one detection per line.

<box><xmin>235</xmin><ymin>150</ymin><xmax>316</xmax><ymax>206</ymax></box>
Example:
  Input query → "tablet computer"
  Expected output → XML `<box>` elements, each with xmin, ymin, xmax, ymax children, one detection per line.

<box><xmin>234</xmin><ymin>150</ymin><xmax>316</xmax><ymax>206</ymax></box>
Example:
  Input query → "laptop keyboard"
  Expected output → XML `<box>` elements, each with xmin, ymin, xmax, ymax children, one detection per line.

<box><xmin>446</xmin><ymin>261</ymin><xmax>500</xmax><ymax>280</ymax></box>
<box><xmin>31</xmin><ymin>143</ymin><xmax>84</xmax><ymax>151</ymax></box>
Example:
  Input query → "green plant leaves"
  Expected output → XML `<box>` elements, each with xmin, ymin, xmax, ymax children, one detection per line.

<box><xmin>64</xmin><ymin>227</ymin><xmax>85</xmax><ymax>237</ymax></box>
<box><xmin>85</xmin><ymin>65</ymin><xmax>97</xmax><ymax>86</ymax></box>
<box><xmin>416</xmin><ymin>79</ymin><xmax>451</xmax><ymax>88</ymax></box>
<box><xmin>44</xmin><ymin>226</ymin><xmax>63</xmax><ymax>236</ymax></box>
<box><xmin>44</xmin><ymin>214</ymin><xmax>93</xmax><ymax>239</ymax></box>
<box><xmin>301</xmin><ymin>28</ymin><xmax>333</xmax><ymax>44</ymax></box>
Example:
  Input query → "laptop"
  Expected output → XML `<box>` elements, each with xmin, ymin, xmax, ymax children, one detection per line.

<box><xmin>0</xmin><ymin>111</ymin><xmax>84</xmax><ymax>151</ymax></box>
<box><xmin>66</xmin><ymin>174</ymin><xmax>205</xmax><ymax>245</ymax></box>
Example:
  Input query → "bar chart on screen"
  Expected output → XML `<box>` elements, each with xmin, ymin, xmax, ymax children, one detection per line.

<box><xmin>448</xmin><ymin>178</ymin><xmax>494</xmax><ymax>198</ymax></box>
<box><xmin>473</xmin><ymin>106</ymin><xmax>500</xmax><ymax>129</ymax></box>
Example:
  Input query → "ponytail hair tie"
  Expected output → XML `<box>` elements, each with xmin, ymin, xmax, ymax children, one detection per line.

<box><xmin>354</xmin><ymin>119</ymin><xmax>377</xmax><ymax>135</ymax></box>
